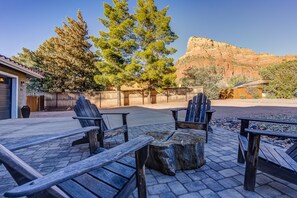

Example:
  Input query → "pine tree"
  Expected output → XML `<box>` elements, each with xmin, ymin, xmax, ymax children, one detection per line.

<box><xmin>134</xmin><ymin>0</ymin><xmax>178</xmax><ymax>103</ymax></box>
<box><xmin>91</xmin><ymin>0</ymin><xmax>137</xmax><ymax>106</ymax></box>
<box><xmin>38</xmin><ymin>10</ymin><xmax>99</xmax><ymax>92</ymax></box>
<box><xmin>12</xmin><ymin>48</ymin><xmax>48</xmax><ymax>92</ymax></box>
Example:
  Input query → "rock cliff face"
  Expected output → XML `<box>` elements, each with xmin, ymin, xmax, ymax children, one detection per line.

<box><xmin>175</xmin><ymin>36</ymin><xmax>297</xmax><ymax>80</ymax></box>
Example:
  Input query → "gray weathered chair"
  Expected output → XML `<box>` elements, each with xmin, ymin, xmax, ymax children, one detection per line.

<box><xmin>171</xmin><ymin>93</ymin><xmax>215</xmax><ymax>142</ymax></box>
<box><xmin>72</xmin><ymin>96</ymin><xmax>129</xmax><ymax>148</ymax></box>
<box><xmin>237</xmin><ymin>117</ymin><xmax>297</xmax><ymax>191</ymax></box>
<box><xmin>2</xmin><ymin>135</ymin><xmax>153</xmax><ymax>198</ymax></box>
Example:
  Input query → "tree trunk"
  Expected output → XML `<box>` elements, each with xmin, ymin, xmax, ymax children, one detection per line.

<box><xmin>116</xmin><ymin>86</ymin><xmax>121</xmax><ymax>106</ymax></box>
<box><xmin>147</xmin><ymin>87</ymin><xmax>152</xmax><ymax>104</ymax></box>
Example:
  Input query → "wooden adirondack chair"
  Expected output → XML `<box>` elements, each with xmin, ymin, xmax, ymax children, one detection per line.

<box><xmin>72</xmin><ymin>96</ymin><xmax>129</xmax><ymax>148</ymax></box>
<box><xmin>237</xmin><ymin>117</ymin><xmax>297</xmax><ymax>191</ymax></box>
<box><xmin>171</xmin><ymin>93</ymin><xmax>215</xmax><ymax>142</ymax></box>
<box><xmin>2</xmin><ymin>135</ymin><xmax>154</xmax><ymax>198</ymax></box>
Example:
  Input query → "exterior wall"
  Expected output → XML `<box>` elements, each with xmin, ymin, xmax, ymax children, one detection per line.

<box><xmin>33</xmin><ymin>86</ymin><xmax>204</xmax><ymax>110</ymax></box>
<box><xmin>0</xmin><ymin>64</ymin><xmax>27</xmax><ymax>118</ymax></box>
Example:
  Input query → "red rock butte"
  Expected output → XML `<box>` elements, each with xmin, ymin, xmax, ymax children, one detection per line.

<box><xmin>175</xmin><ymin>36</ymin><xmax>297</xmax><ymax>81</ymax></box>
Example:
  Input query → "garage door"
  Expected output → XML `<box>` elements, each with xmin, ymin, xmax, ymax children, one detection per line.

<box><xmin>0</xmin><ymin>75</ymin><xmax>12</xmax><ymax>120</ymax></box>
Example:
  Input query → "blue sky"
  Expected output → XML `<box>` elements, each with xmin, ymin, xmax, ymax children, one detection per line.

<box><xmin>1</xmin><ymin>0</ymin><xmax>297</xmax><ymax>62</ymax></box>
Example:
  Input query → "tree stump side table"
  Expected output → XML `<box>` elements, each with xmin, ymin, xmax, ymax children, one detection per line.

<box><xmin>146</xmin><ymin>129</ymin><xmax>206</xmax><ymax>175</ymax></box>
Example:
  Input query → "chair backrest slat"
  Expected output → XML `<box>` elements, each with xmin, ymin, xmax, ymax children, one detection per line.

<box><xmin>185</xmin><ymin>93</ymin><xmax>210</xmax><ymax>123</ymax></box>
<box><xmin>199</xmin><ymin>94</ymin><xmax>207</xmax><ymax>122</ymax></box>
<box><xmin>188</xmin><ymin>96</ymin><xmax>197</xmax><ymax>122</ymax></box>
<box><xmin>185</xmin><ymin>100</ymin><xmax>192</xmax><ymax>121</ymax></box>
<box><xmin>74</xmin><ymin>96</ymin><xmax>108</xmax><ymax>130</ymax></box>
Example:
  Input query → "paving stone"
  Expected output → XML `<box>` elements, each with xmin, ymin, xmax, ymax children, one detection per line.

<box><xmin>151</xmin><ymin>169</ymin><xmax>165</xmax><ymax>177</ymax></box>
<box><xmin>255</xmin><ymin>185</ymin><xmax>282</xmax><ymax>197</ymax></box>
<box><xmin>199</xmin><ymin>189</ymin><xmax>219</xmax><ymax>198</ymax></box>
<box><xmin>218</xmin><ymin>177</ymin><xmax>241</xmax><ymax>188</ymax></box>
<box><xmin>269</xmin><ymin>181</ymin><xmax>297</xmax><ymax>197</ymax></box>
<box><xmin>219</xmin><ymin>156</ymin><xmax>234</xmax><ymax>161</ymax></box>
<box><xmin>156</xmin><ymin>175</ymin><xmax>177</xmax><ymax>184</ymax></box>
<box><xmin>148</xmin><ymin>184</ymin><xmax>171</xmax><ymax>195</ymax></box>
<box><xmin>175</xmin><ymin>172</ymin><xmax>192</xmax><ymax>183</ymax></box>
<box><xmin>232</xmin><ymin>174</ymin><xmax>244</xmax><ymax>185</ymax></box>
<box><xmin>168</xmin><ymin>181</ymin><xmax>188</xmax><ymax>195</ymax></box>
<box><xmin>217</xmin><ymin>189</ymin><xmax>244</xmax><ymax>198</ymax></box>
<box><xmin>178</xmin><ymin>192</ymin><xmax>202</xmax><ymax>198</ymax></box>
<box><xmin>234</xmin><ymin>186</ymin><xmax>262</xmax><ymax>198</ymax></box>
<box><xmin>202</xmin><ymin>178</ymin><xmax>224</xmax><ymax>192</ymax></box>
<box><xmin>188</xmin><ymin>171</ymin><xmax>208</xmax><ymax>181</ymax></box>
<box><xmin>218</xmin><ymin>168</ymin><xmax>238</xmax><ymax>177</ymax></box>
<box><xmin>256</xmin><ymin>174</ymin><xmax>273</xmax><ymax>185</ymax></box>
<box><xmin>204</xmin><ymin>169</ymin><xmax>224</xmax><ymax>180</ymax></box>
<box><xmin>207</xmin><ymin>162</ymin><xmax>224</xmax><ymax>171</ymax></box>
<box><xmin>219</xmin><ymin>161</ymin><xmax>237</xmax><ymax>169</ymax></box>
<box><xmin>184</xmin><ymin>181</ymin><xmax>207</xmax><ymax>192</ymax></box>
<box><xmin>147</xmin><ymin>174</ymin><xmax>158</xmax><ymax>186</ymax></box>
<box><xmin>159</xmin><ymin>192</ymin><xmax>176</xmax><ymax>198</ymax></box>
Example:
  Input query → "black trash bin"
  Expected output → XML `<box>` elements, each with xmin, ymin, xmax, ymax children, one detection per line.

<box><xmin>21</xmin><ymin>106</ymin><xmax>30</xmax><ymax>118</ymax></box>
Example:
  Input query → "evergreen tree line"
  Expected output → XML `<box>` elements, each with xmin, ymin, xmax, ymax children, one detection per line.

<box><xmin>13</xmin><ymin>0</ymin><xmax>178</xmax><ymax>105</ymax></box>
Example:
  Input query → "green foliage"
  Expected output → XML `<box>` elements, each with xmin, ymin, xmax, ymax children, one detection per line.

<box><xmin>133</xmin><ymin>0</ymin><xmax>178</xmax><ymax>91</ymax></box>
<box><xmin>91</xmin><ymin>0</ymin><xmax>137</xmax><ymax>90</ymax></box>
<box><xmin>12</xmin><ymin>48</ymin><xmax>49</xmax><ymax>92</ymax></box>
<box><xmin>260</xmin><ymin>60</ymin><xmax>297</xmax><ymax>98</ymax></box>
<box><xmin>228</xmin><ymin>75</ymin><xmax>249</xmax><ymax>87</ymax></box>
<box><xmin>181</xmin><ymin>66</ymin><xmax>223</xmax><ymax>99</ymax></box>
<box><xmin>37</xmin><ymin>10</ymin><xmax>99</xmax><ymax>92</ymax></box>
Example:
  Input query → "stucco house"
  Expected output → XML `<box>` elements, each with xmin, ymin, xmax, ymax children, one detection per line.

<box><xmin>0</xmin><ymin>54</ymin><xmax>43</xmax><ymax>120</ymax></box>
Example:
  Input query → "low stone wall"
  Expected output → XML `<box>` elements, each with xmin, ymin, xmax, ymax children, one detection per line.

<box><xmin>30</xmin><ymin>86</ymin><xmax>203</xmax><ymax>110</ymax></box>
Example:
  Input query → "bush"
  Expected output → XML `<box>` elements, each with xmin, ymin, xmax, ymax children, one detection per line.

<box><xmin>260</xmin><ymin>60</ymin><xmax>297</xmax><ymax>98</ymax></box>
<box><xmin>181</xmin><ymin>66</ymin><xmax>223</xmax><ymax>99</ymax></box>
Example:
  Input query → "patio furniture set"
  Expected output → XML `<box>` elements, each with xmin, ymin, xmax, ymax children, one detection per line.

<box><xmin>1</xmin><ymin>93</ymin><xmax>297</xmax><ymax>197</ymax></box>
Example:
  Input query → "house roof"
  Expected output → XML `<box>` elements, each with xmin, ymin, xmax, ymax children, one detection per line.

<box><xmin>234</xmin><ymin>80</ymin><xmax>269</xmax><ymax>88</ymax></box>
<box><xmin>0</xmin><ymin>54</ymin><xmax>44</xmax><ymax>79</ymax></box>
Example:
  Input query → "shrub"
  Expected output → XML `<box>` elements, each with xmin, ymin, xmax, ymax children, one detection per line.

<box><xmin>181</xmin><ymin>66</ymin><xmax>223</xmax><ymax>99</ymax></box>
<box><xmin>260</xmin><ymin>60</ymin><xmax>297</xmax><ymax>98</ymax></box>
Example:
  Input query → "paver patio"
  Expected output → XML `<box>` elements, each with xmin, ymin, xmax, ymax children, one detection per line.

<box><xmin>1</xmin><ymin>122</ymin><xmax>297</xmax><ymax>197</ymax></box>
<box><xmin>1</xmin><ymin>100</ymin><xmax>297</xmax><ymax>197</ymax></box>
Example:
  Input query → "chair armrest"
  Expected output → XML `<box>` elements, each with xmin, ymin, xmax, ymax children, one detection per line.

<box><xmin>5</xmin><ymin>135</ymin><xmax>154</xmax><ymax>197</ymax></box>
<box><xmin>100</xmin><ymin>112</ymin><xmax>129</xmax><ymax>115</ymax></box>
<box><xmin>72</xmin><ymin>116</ymin><xmax>103</xmax><ymax>121</ymax></box>
<box><xmin>170</xmin><ymin>108</ymin><xmax>187</xmax><ymax>112</ymax></box>
<box><xmin>8</xmin><ymin>127</ymin><xmax>99</xmax><ymax>151</ymax></box>
<box><xmin>238</xmin><ymin>117</ymin><xmax>297</xmax><ymax>125</ymax></box>
<box><xmin>245</xmin><ymin>129</ymin><xmax>297</xmax><ymax>139</ymax></box>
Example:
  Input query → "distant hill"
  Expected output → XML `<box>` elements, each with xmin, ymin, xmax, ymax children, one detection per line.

<box><xmin>175</xmin><ymin>36</ymin><xmax>297</xmax><ymax>81</ymax></box>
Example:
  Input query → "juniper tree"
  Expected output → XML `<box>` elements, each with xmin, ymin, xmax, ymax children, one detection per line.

<box><xmin>38</xmin><ymin>10</ymin><xmax>99</xmax><ymax>92</ymax></box>
<box><xmin>91</xmin><ymin>0</ymin><xmax>137</xmax><ymax>106</ymax></box>
<box><xmin>134</xmin><ymin>0</ymin><xmax>178</xmax><ymax>103</ymax></box>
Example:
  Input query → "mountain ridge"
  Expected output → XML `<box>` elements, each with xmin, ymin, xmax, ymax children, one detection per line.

<box><xmin>175</xmin><ymin>36</ymin><xmax>297</xmax><ymax>81</ymax></box>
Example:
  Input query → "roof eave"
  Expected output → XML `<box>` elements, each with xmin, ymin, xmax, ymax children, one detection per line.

<box><xmin>0</xmin><ymin>59</ymin><xmax>44</xmax><ymax>79</ymax></box>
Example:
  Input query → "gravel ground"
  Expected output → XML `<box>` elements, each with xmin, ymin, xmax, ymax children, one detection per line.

<box><xmin>211</xmin><ymin>114</ymin><xmax>297</xmax><ymax>149</ymax></box>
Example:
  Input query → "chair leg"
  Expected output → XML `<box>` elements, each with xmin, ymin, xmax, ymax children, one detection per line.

<box><xmin>124</xmin><ymin>131</ymin><xmax>129</xmax><ymax>142</ymax></box>
<box><xmin>98</xmin><ymin>133</ymin><xmax>104</xmax><ymax>148</ymax></box>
